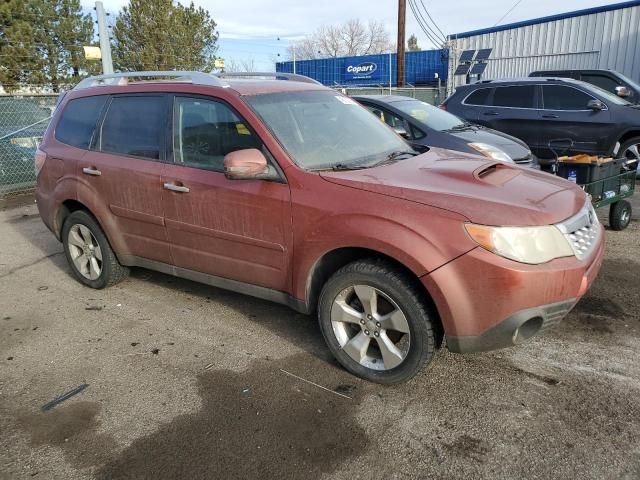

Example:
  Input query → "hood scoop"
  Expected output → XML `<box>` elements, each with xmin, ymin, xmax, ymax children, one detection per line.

<box><xmin>475</xmin><ymin>162</ymin><xmax>521</xmax><ymax>185</ymax></box>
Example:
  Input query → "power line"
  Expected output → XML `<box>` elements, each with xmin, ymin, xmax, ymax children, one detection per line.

<box><xmin>407</xmin><ymin>0</ymin><xmax>442</xmax><ymax>48</ymax></box>
<box><xmin>493</xmin><ymin>0</ymin><xmax>525</xmax><ymax>27</ymax></box>
<box><xmin>417</xmin><ymin>0</ymin><xmax>446</xmax><ymax>40</ymax></box>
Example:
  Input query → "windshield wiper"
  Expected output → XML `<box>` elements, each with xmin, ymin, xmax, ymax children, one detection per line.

<box><xmin>445</xmin><ymin>122</ymin><xmax>476</xmax><ymax>132</ymax></box>
<box><xmin>367</xmin><ymin>150</ymin><xmax>418</xmax><ymax>168</ymax></box>
<box><xmin>329</xmin><ymin>163</ymin><xmax>370</xmax><ymax>171</ymax></box>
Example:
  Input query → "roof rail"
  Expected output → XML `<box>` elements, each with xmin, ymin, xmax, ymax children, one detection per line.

<box><xmin>218</xmin><ymin>71</ymin><xmax>322</xmax><ymax>85</ymax></box>
<box><xmin>73</xmin><ymin>71</ymin><xmax>225</xmax><ymax>90</ymax></box>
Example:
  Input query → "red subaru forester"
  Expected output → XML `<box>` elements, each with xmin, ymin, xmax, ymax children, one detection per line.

<box><xmin>35</xmin><ymin>71</ymin><xmax>604</xmax><ymax>383</ymax></box>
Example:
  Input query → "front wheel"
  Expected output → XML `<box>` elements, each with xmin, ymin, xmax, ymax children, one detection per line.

<box><xmin>318</xmin><ymin>259</ymin><xmax>437</xmax><ymax>384</ymax></box>
<box><xmin>609</xmin><ymin>200</ymin><xmax>632</xmax><ymax>231</ymax></box>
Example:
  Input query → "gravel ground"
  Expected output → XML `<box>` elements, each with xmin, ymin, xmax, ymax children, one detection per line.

<box><xmin>1</xmin><ymin>193</ymin><xmax>639</xmax><ymax>480</ymax></box>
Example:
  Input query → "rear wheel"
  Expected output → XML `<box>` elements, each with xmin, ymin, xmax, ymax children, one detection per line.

<box><xmin>609</xmin><ymin>200</ymin><xmax>632</xmax><ymax>231</ymax></box>
<box><xmin>62</xmin><ymin>210</ymin><xmax>129</xmax><ymax>288</ymax></box>
<box><xmin>318</xmin><ymin>259</ymin><xmax>436</xmax><ymax>384</ymax></box>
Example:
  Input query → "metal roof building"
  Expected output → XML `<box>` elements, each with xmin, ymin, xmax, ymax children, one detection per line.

<box><xmin>448</xmin><ymin>0</ymin><xmax>640</xmax><ymax>88</ymax></box>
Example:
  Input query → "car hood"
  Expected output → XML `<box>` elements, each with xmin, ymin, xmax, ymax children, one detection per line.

<box><xmin>320</xmin><ymin>148</ymin><xmax>587</xmax><ymax>226</ymax></box>
<box><xmin>447</xmin><ymin>127</ymin><xmax>531</xmax><ymax>161</ymax></box>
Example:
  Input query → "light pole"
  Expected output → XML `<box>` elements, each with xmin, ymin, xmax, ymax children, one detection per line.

<box><xmin>277</xmin><ymin>37</ymin><xmax>296</xmax><ymax>74</ymax></box>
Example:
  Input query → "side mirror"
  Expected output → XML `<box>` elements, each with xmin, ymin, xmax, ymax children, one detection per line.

<box><xmin>224</xmin><ymin>148</ymin><xmax>273</xmax><ymax>180</ymax></box>
<box><xmin>393</xmin><ymin>126</ymin><xmax>409</xmax><ymax>139</ymax></box>
<box><xmin>615</xmin><ymin>86</ymin><xmax>631</xmax><ymax>98</ymax></box>
<box><xmin>587</xmin><ymin>99</ymin><xmax>606</xmax><ymax>111</ymax></box>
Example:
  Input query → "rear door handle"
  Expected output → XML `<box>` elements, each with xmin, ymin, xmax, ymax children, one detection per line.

<box><xmin>483</xmin><ymin>111</ymin><xmax>499</xmax><ymax>116</ymax></box>
<box><xmin>542</xmin><ymin>114</ymin><xmax>559</xmax><ymax>119</ymax></box>
<box><xmin>163</xmin><ymin>182</ymin><xmax>190</xmax><ymax>193</ymax></box>
<box><xmin>82</xmin><ymin>167</ymin><xmax>101</xmax><ymax>176</ymax></box>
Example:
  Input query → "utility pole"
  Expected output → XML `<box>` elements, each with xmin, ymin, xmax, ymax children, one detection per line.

<box><xmin>396</xmin><ymin>0</ymin><xmax>406</xmax><ymax>87</ymax></box>
<box><xmin>95</xmin><ymin>1</ymin><xmax>113</xmax><ymax>74</ymax></box>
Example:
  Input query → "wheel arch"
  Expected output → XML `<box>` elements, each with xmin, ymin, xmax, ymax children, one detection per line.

<box><xmin>54</xmin><ymin>199</ymin><xmax>123</xmax><ymax>257</ymax></box>
<box><xmin>304</xmin><ymin>246</ymin><xmax>444</xmax><ymax>345</ymax></box>
<box><xmin>617</xmin><ymin>130</ymin><xmax>640</xmax><ymax>148</ymax></box>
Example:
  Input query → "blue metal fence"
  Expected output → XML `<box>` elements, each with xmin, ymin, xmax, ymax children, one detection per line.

<box><xmin>276</xmin><ymin>49</ymin><xmax>449</xmax><ymax>87</ymax></box>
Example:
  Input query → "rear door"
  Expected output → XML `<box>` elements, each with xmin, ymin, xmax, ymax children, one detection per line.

<box><xmin>537</xmin><ymin>84</ymin><xmax>612</xmax><ymax>157</ymax></box>
<box><xmin>161</xmin><ymin>94</ymin><xmax>292</xmax><ymax>291</ymax></box>
<box><xmin>475</xmin><ymin>85</ymin><xmax>539</xmax><ymax>148</ymax></box>
<box><xmin>83</xmin><ymin>94</ymin><xmax>172</xmax><ymax>263</ymax></box>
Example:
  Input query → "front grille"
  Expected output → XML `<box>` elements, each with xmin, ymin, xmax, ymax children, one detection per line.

<box><xmin>555</xmin><ymin>200</ymin><xmax>601</xmax><ymax>260</ymax></box>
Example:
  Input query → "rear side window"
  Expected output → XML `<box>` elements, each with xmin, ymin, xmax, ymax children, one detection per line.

<box><xmin>542</xmin><ymin>86</ymin><xmax>594</xmax><ymax>110</ymax></box>
<box><xmin>464</xmin><ymin>88</ymin><xmax>491</xmax><ymax>106</ymax></box>
<box><xmin>99</xmin><ymin>96</ymin><xmax>166</xmax><ymax>160</ymax></box>
<box><xmin>491</xmin><ymin>86</ymin><xmax>535</xmax><ymax>108</ymax></box>
<box><xmin>55</xmin><ymin>96</ymin><xmax>107</xmax><ymax>149</ymax></box>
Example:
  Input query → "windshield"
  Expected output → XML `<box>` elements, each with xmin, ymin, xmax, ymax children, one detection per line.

<box><xmin>581</xmin><ymin>82</ymin><xmax>630</xmax><ymax>105</ymax></box>
<box><xmin>246</xmin><ymin>90</ymin><xmax>411</xmax><ymax>170</ymax></box>
<box><xmin>615</xmin><ymin>72</ymin><xmax>640</xmax><ymax>93</ymax></box>
<box><xmin>393</xmin><ymin>99</ymin><xmax>466</xmax><ymax>131</ymax></box>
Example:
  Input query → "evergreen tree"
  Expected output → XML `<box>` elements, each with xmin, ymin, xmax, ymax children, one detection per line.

<box><xmin>0</xmin><ymin>0</ymin><xmax>96</xmax><ymax>92</ymax></box>
<box><xmin>407</xmin><ymin>34</ymin><xmax>420</xmax><ymax>52</ymax></box>
<box><xmin>0</xmin><ymin>0</ymin><xmax>40</xmax><ymax>91</ymax></box>
<box><xmin>113</xmin><ymin>0</ymin><xmax>218</xmax><ymax>72</ymax></box>
<box><xmin>32</xmin><ymin>0</ymin><xmax>96</xmax><ymax>91</ymax></box>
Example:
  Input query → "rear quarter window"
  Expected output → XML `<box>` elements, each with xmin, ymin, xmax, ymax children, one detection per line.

<box><xmin>55</xmin><ymin>95</ymin><xmax>108</xmax><ymax>149</ymax></box>
<box><xmin>464</xmin><ymin>88</ymin><xmax>492</xmax><ymax>106</ymax></box>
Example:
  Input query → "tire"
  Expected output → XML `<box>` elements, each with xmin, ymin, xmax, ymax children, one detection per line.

<box><xmin>61</xmin><ymin>210</ymin><xmax>129</xmax><ymax>288</ymax></box>
<box><xmin>318</xmin><ymin>259</ymin><xmax>436</xmax><ymax>384</ymax></box>
<box><xmin>618</xmin><ymin>136</ymin><xmax>640</xmax><ymax>178</ymax></box>
<box><xmin>609</xmin><ymin>200</ymin><xmax>632</xmax><ymax>231</ymax></box>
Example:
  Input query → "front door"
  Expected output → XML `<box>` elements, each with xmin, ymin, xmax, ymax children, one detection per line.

<box><xmin>536</xmin><ymin>84</ymin><xmax>612</xmax><ymax>157</ymax></box>
<box><xmin>161</xmin><ymin>95</ymin><xmax>292</xmax><ymax>291</ymax></box>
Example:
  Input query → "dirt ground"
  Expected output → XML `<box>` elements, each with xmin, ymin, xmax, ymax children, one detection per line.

<box><xmin>1</xmin><ymin>193</ymin><xmax>639</xmax><ymax>480</ymax></box>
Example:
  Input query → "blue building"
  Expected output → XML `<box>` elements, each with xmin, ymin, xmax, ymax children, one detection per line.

<box><xmin>276</xmin><ymin>49</ymin><xmax>449</xmax><ymax>87</ymax></box>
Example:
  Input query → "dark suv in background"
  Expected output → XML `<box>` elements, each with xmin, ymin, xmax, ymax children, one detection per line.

<box><xmin>529</xmin><ymin>69</ymin><xmax>640</xmax><ymax>105</ymax></box>
<box><xmin>443</xmin><ymin>77</ymin><xmax>640</xmax><ymax>172</ymax></box>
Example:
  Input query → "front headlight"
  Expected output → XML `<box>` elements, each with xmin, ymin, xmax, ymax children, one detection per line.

<box><xmin>464</xmin><ymin>223</ymin><xmax>574</xmax><ymax>264</ymax></box>
<box><xmin>468</xmin><ymin>142</ymin><xmax>513</xmax><ymax>163</ymax></box>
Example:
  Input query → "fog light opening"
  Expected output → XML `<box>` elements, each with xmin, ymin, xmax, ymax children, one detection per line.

<box><xmin>512</xmin><ymin>316</ymin><xmax>544</xmax><ymax>344</ymax></box>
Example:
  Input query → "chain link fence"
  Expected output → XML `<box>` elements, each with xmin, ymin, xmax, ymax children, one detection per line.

<box><xmin>337</xmin><ymin>86</ymin><xmax>444</xmax><ymax>106</ymax></box>
<box><xmin>0</xmin><ymin>95</ymin><xmax>57</xmax><ymax>196</ymax></box>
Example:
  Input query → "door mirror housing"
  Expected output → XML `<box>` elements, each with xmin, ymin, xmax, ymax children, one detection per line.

<box><xmin>615</xmin><ymin>86</ymin><xmax>631</xmax><ymax>98</ymax></box>
<box><xmin>587</xmin><ymin>99</ymin><xmax>606</xmax><ymax>111</ymax></box>
<box><xmin>393</xmin><ymin>126</ymin><xmax>409</xmax><ymax>139</ymax></box>
<box><xmin>224</xmin><ymin>149</ymin><xmax>277</xmax><ymax>180</ymax></box>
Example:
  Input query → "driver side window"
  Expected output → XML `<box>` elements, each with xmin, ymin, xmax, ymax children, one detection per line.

<box><xmin>173</xmin><ymin>96</ymin><xmax>263</xmax><ymax>171</ymax></box>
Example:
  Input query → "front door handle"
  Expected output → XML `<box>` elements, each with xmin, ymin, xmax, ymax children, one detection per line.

<box><xmin>163</xmin><ymin>182</ymin><xmax>190</xmax><ymax>193</ymax></box>
<box><xmin>483</xmin><ymin>111</ymin><xmax>499</xmax><ymax>116</ymax></box>
<box><xmin>82</xmin><ymin>167</ymin><xmax>101</xmax><ymax>176</ymax></box>
<box><xmin>542</xmin><ymin>114</ymin><xmax>559</xmax><ymax>119</ymax></box>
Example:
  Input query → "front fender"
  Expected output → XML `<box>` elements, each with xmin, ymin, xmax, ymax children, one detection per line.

<box><xmin>291</xmin><ymin>208</ymin><xmax>475</xmax><ymax>302</ymax></box>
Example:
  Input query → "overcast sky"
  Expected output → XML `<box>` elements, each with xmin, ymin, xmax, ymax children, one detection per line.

<box><xmin>82</xmin><ymin>0</ymin><xmax>625</xmax><ymax>70</ymax></box>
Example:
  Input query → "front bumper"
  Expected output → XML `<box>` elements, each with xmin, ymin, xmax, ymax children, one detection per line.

<box><xmin>422</xmin><ymin>225</ymin><xmax>604</xmax><ymax>353</ymax></box>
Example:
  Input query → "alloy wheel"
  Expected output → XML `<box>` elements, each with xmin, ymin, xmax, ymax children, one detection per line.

<box><xmin>331</xmin><ymin>284</ymin><xmax>411</xmax><ymax>371</ymax></box>
<box><xmin>67</xmin><ymin>224</ymin><xmax>103</xmax><ymax>280</ymax></box>
<box><xmin>623</xmin><ymin>143</ymin><xmax>640</xmax><ymax>161</ymax></box>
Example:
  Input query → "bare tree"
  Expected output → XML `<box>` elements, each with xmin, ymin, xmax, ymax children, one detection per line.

<box><xmin>288</xmin><ymin>19</ymin><xmax>392</xmax><ymax>60</ymax></box>
<box><xmin>224</xmin><ymin>57</ymin><xmax>257</xmax><ymax>72</ymax></box>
